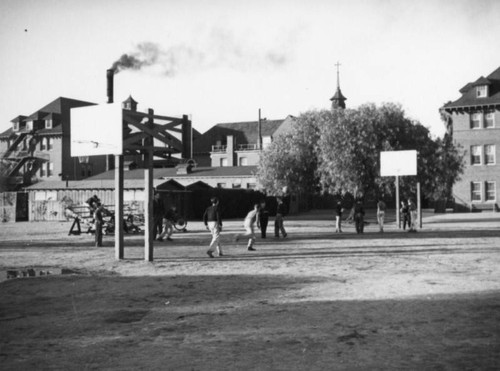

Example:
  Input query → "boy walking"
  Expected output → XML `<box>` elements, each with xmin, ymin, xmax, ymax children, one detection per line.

<box><xmin>376</xmin><ymin>198</ymin><xmax>386</xmax><ymax>233</ymax></box>
<box><xmin>258</xmin><ymin>200</ymin><xmax>269</xmax><ymax>238</ymax></box>
<box><xmin>94</xmin><ymin>203</ymin><xmax>104</xmax><ymax>247</ymax></box>
<box><xmin>335</xmin><ymin>200</ymin><xmax>343</xmax><ymax>233</ymax></box>
<box><xmin>274</xmin><ymin>197</ymin><xmax>287</xmax><ymax>238</ymax></box>
<box><xmin>235</xmin><ymin>203</ymin><xmax>260</xmax><ymax>251</ymax></box>
<box><xmin>353</xmin><ymin>199</ymin><xmax>365</xmax><ymax>234</ymax></box>
<box><xmin>203</xmin><ymin>197</ymin><xmax>223</xmax><ymax>258</ymax></box>
<box><xmin>158</xmin><ymin>205</ymin><xmax>176</xmax><ymax>242</ymax></box>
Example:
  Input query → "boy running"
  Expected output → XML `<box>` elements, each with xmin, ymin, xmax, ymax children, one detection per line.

<box><xmin>235</xmin><ymin>203</ymin><xmax>260</xmax><ymax>251</ymax></box>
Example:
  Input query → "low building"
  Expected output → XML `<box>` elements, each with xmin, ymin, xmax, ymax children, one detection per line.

<box><xmin>442</xmin><ymin>65</ymin><xmax>500</xmax><ymax>211</ymax></box>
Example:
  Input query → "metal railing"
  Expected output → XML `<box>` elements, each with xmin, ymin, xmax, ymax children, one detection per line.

<box><xmin>237</xmin><ymin>143</ymin><xmax>261</xmax><ymax>151</ymax></box>
<box><xmin>211</xmin><ymin>145</ymin><xmax>227</xmax><ymax>152</ymax></box>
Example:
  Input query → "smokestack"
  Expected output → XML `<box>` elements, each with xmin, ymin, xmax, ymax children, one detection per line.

<box><xmin>106</xmin><ymin>69</ymin><xmax>114</xmax><ymax>103</ymax></box>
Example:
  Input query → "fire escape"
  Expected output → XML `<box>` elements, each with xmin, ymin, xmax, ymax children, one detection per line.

<box><xmin>0</xmin><ymin>132</ymin><xmax>48</xmax><ymax>190</ymax></box>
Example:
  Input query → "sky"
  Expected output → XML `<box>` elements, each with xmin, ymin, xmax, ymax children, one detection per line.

<box><xmin>1</xmin><ymin>0</ymin><xmax>500</xmax><ymax>138</ymax></box>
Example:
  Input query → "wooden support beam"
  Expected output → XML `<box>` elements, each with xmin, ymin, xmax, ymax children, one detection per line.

<box><xmin>181</xmin><ymin>115</ymin><xmax>192</xmax><ymax>159</ymax></box>
<box><xmin>144</xmin><ymin>109</ymin><xmax>154</xmax><ymax>262</ymax></box>
<box><xmin>115</xmin><ymin>155</ymin><xmax>124</xmax><ymax>260</ymax></box>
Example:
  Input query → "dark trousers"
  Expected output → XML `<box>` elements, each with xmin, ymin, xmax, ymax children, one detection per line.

<box><xmin>402</xmin><ymin>214</ymin><xmax>411</xmax><ymax>230</ymax></box>
<box><xmin>153</xmin><ymin>216</ymin><xmax>163</xmax><ymax>239</ymax></box>
<box><xmin>260</xmin><ymin>218</ymin><xmax>268</xmax><ymax>238</ymax></box>
<box><xmin>354</xmin><ymin>214</ymin><xmax>364</xmax><ymax>234</ymax></box>
<box><xmin>95</xmin><ymin>221</ymin><xmax>103</xmax><ymax>246</ymax></box>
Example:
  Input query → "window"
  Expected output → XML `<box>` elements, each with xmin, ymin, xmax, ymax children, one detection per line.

<box><xmin>81</xmin><ymin>164</ymin><xmax>93</xmax><ymax>178</ymax></box>
<box><xmin>262</xmin><ymin>136</ymin><xmax>272</xmax><ymax>148</ymax></box>
<box><xmin>239</xmin><ymin>157</ymin><xmax>248</xmax><ymax>166</ymax></box>
<box><xmin>470</xmin><ymin>113</ymin><xmax>482</xmax><ymax>129</ymax></box>
<box><xmin>48</xmin><ymin>162</ymin><xmax>54</xmax><ymax>177</ymax></box>
<box><xmin>45</xmin><ymin>119</ymin><xmax>52</xmax><ymax>129</ymax></box>
<box><xmin>47</xmin><ymin>137</ymin><xmax>53</xmax><ymax>150</ymax></box>
<box><xmin>476</xmin><ymin>85</ymin><xmax>488</xmax><ymax>98</ymax></box>
<box><xmin>41</xmin><ymin>137</ymin><xmax>47</xmax><ymax>151</ymax></box>
<box><xmin>220</xmin><ymin>158</ymin><xmax>228</xmax><ymax>167</ymax></box>
<box><xmin>217</xmin><ymin>183</ymin><xmax>226</xmax><ymax>188</ymax></box>
<box><xmin>247</xmin><ymin>183</ymin><xmax>257</xmax><ymax>189</ymax></box>
<box><xmin>13</xmin><ymin>122</ymin><xmax>19</xmax><ymax>131</ymax></box>
<box><xmin>471</xmin><ymin>145</ymin><xmax>482</xmax><ymax>165</ymax></box>
<box><xmin>485</xmin><ymin>112</ymin><xmax>495</xmax><ymax>128</ymax></box>
<box><xmin>26</xmin><ymin>121</ymin><xmax>33</xmax><ymax>131</ymax></box>
<box><xmin>485</xmin><ymin>145</ymin><xmax>496</xmax><ymax>165</ymax></box>
<box><xmin>22</xmin><ymin>138</ymin><xmax>27</xmax><ymax>150</ymax></box>
<box><xmin>232</xmin><ymin>183</ymin><xmax>242</xmax><ymax>189</ymax></box>
<box><xmin>471</xmin><ymin>182</ymin><xmax>482</xmax><ymax>202</ymax></box>
<box><xmin>485</xmin><ymin>181</ymin><xmax>496</xmax><ymax>201</ymax></box>
<box><xmin>40</xmin><ymin>165</ymin><xmax>46</xmax><ymax>177</ymax></box>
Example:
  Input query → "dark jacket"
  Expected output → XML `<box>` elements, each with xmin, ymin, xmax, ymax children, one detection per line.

<box><xmin>203</xmin><ymin>205</ymin><xmax>222</xmax><ymax>226</ymax></box>
<box><xmin>276</xmin><ymin>203</ymin><xmax>286</xmax><ymax>216</ymax></box>
<box><xmin>354</xmin><ymin>202</ymin><xmax>365</xmax><ymax>216</ymax></box>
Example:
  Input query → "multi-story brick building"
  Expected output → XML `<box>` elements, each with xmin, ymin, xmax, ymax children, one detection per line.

<box><xmin>0</xmin><ymin>97</ymin><xmax>108</xmax><ymax>190</ymax></box>
<box><xmin>442</xmin><ymin>66</ymin><xmax>500</xmax><ymax>211</ymax></box>
<box><xmin>192</xmin><ymin>116</ymin><xmax>295</xmax><ymax>168</ymax></box>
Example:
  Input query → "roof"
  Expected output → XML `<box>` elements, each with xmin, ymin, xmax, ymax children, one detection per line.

<box><xmin>88</xmin><ymin>165</ymin><xmax>258</xmax><ymax>181</ymax></box>
<box><xmin>193</xmin><ymin>118</ymin><xmax>288</xmax><ymax>153</ymax></box>
<box><xmin>330</xmin><ymin>87</ymin><xmax>347</xmax><ymax>101</ymax></box>
<box><xmin>1</xmin><ymin>97</ymin><xmax>95</xmax><ymax>139</ymax></box>
<box><xmin>443</xmin><ymin>65</ymin><xmax>500</xmax><ymax>110</ymax></box>
<box><xmin>25</xmin><ymin>166</ymin><xmax>257</xmax><ymax>190</ymax></box>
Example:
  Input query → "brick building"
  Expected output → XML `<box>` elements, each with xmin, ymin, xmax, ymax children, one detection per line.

<box><xmin>192</xmin><ymin>116</ymin><xmax>295</xmax><ymax>168</ymax></box>
<box><xmin>442</xmin><ymin>66</ymin><xmax>500</xmax><ymax>211</ymax></box>
<box><xmin>0</xmin><ymin>97</ymin><xmax>106</xmax><ymax>190</ymax></box>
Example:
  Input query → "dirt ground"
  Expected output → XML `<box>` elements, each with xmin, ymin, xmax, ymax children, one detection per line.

<box><xmin>1</xmin><ymin>210</ymin><xmax>500</xmax><ymax>370</ymax></box>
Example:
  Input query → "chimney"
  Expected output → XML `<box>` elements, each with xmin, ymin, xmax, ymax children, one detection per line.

<box><xmin>106</xmin><ymin>69</ymin><xmax>114</xmax><ymax>104</ymax></box>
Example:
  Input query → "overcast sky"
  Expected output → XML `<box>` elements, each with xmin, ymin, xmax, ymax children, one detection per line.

<box><xmin>1</xmin><ymin>0</ymin><xmax>499</xmax><ymax>138</ymax></box>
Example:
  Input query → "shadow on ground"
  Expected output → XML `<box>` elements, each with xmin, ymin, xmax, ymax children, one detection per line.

<box><xmin>1</xmin><ymin>275</ymin><xmax>499</xmax><ymax>370</ymax></box>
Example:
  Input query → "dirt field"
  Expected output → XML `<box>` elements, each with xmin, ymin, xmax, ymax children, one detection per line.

<box><xmin>1</xmin><ymin>211</ymin><xmax>500</xmax><ymax>370</ymax></box>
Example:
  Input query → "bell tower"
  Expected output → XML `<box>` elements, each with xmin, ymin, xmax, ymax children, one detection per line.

<box><xmin>330</xmin><ymin>62</ymin><xmax>347</xmax><ymax>110</ymax></box>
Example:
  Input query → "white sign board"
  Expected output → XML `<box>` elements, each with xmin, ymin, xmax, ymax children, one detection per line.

<box><xmin>71</xmin><ymin>104</ymin><xmax>123</xmax><ymax>156</ymax></box>
<box><xmin>380</xmin><ymin>150</ymin><xmax>417</xmax><ymax>176</ymax></box>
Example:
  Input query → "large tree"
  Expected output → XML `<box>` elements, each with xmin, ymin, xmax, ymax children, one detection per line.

<box><xmin>257</xmin><ymin>103</ymin><xmax>464</xmax><ymax>201</ymax></box>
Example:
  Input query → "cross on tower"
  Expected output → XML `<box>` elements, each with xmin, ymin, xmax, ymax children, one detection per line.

<box><xmin>335</xmin><ymin>61</ymin><xmax>341</xmax><ymax>88</ymax></box>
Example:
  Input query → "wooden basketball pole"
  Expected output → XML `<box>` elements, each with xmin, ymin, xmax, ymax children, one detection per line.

<box><xmin>396</xmin><ymin>175</ymin><xmax>400</xmax><ymax>229</ymax></box>
<box><xmin>144</xmin><ymin>108</ymin><xmax>154</xmax><ymax>261</ymax></box>
<box><xmin>115</xmin><ymin>155</ymin><xmax>124</xmax><ymax>259</ymax></box>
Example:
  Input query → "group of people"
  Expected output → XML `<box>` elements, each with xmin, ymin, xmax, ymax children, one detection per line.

<box><xmin>203</xmin><ymin>197</ymin><xmax>287</xmax><ymax>258</ymax></box>
<box><xmin>335</xmin><ymin>197</ymin><xmax>418</xmax><ymax>234</ymax></box>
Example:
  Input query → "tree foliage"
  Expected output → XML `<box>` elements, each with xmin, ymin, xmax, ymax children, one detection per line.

<box><xmin>256</xmin><ymin>103</ymin><xmax>465</xmax><ymax>201</ymax></box>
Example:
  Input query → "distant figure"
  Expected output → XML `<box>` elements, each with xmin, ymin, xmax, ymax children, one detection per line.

<box><xmin>158</xmin><ymin>205</ymin><xmax>176</xmax><ymax>241</ymax></box>
<box><xmin>203</xmin><ymin>197</ymin><xmax>223</xmax><ymax>258</ymax></box>
<box><xmin>408</xmin><ymin>198</ymin><xmax>418</xmax><ymax>232</ymax></box>
<box><xmin>94</xmin><ymin>203</ymin><xmax>104</xmax><ymax>247</ymax></box>
<box><xmin>153</xmin><ymin>193</ymin><xmax>164</xmax><ymax>240</ymax></box>
<box><xmin>335</xmin><ymin>200</ymin><xmax>344</xmax><ymax>233</ymax></box>
<box><xmin>258</xmin><ymin>200</ymin><xmax>270</xmax><ymax>238</ymax></box>
<box><xmin>235</xmin><ymin>203</ymin><xmax>260</xmax><ymax>251</ymax></box>
<box><xmin>353</xmin><ymin>199</ymin><xmax>365</xmax><ymax>234</ymax></box>
<box><xmin>400</xmin><ymin>200</ymin><xmax>411</xmax><ymax>230</ymax></box>
<box><xmin>274</xmin><ymin>197</ymin><xmax>287</xmax><ymax>238</ymax></box>
<box><xmin>86</xmin><ymin>194</ymin><xmax>100</xmax><ymax>217</ymax></box>
<box><xmin>376</xmin><ymin>198</ymin><xmax>386</xmax><ymax>233</ymax></box>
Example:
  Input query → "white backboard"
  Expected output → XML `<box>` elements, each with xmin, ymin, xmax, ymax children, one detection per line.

<box><xmin>380</xmin><ymin>150</ymin><xmax>417</xmax><ymax>176</ymax></box>
<box><xmin>71</xmin><ymin>104</ymin><xmax>123</xmax><ymax>156</ymax></box>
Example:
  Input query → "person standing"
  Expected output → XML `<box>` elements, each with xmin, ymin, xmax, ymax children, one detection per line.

<box><xmin>376</xmin><ymin>198</ymin><xmax>386</xmax><ymax>233</ymax></box>
<box><xmin>335</xmin><ymin>200</ymin><xmax>343</xmax><ymax>233</ymax></box>
<box><xmin>153</xmin><ymin>193</ymin><xmax>164</xmax><ymax>240</ymax></box>
<box><xmin>158</xmin><ymin>205</ymin><xmax>176</xmax><ymax>242</ymax></box>
<box><xmin>203</xmin><ymin>197</ymin><xmax>223</xmax><ymax>258</ymax></box>
<box><xmin>400</xmin><ymin>200</ymin><xmax>411</xmax><ymax>230</ymax></box>
<box><xmin>274</xmin><ymin>197</ymin><xmax>287</xmax><ymax>238</ymax></box>
<box><xmin>235</xmin><ymin>203</ymin><xmax>260</xmax><ymax>251</ymax></box>
<box><xmin>353</xmin><ymin>199</ymin><xmax>365</xmax><ymax>234</ymax></box>
<box><xmin>408</xmin><ymin>198</ymin><xmax>418</xmax><ymax>232</ymax></box>
<box><xmin>94</xmin><ymin>203</ymin><xmax>104</xmax><ymax>247</ymax></box>
<box><xmin>258</xmin><ymin>200</ymin><xmax>269</xmax><ymax>238</ymax></box>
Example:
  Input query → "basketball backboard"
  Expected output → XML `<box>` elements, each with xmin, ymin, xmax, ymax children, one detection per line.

<box><xmin>70</xmin><ymin>103</ymin><xmax>123</xmax><ymax>156</ymax></box>
<box><xmin>380</xmin><ymin>150</ymin><xmax>417</xmax><ymax>176</ymax></box>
